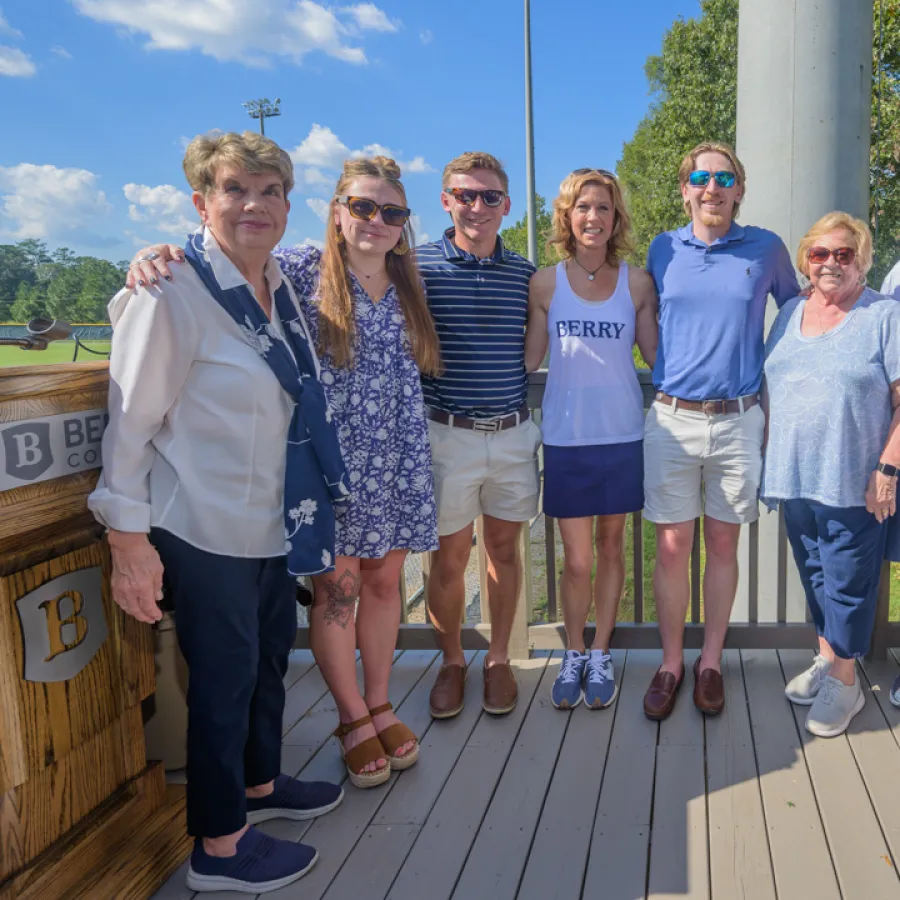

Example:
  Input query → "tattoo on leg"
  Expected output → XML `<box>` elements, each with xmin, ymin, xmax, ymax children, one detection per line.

<box><xmin>322</xmin><ymin>570</ymin><xmax>360</xmax><ymax>629</ymax></box>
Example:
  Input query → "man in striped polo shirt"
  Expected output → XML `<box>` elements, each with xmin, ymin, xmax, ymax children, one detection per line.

<box><xmin>416</xmin><ymin>152</ymin><xmax>540</xmax><ymax>719</ymax></box>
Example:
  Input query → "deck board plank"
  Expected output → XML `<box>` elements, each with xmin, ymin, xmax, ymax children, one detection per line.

<box><xmin>741</xmin><ymin>649</ymin><xmax>840</xmax><ymax>900</ymax></box>
<box><xmin>780</xmin><ymin>650</ymin><xmax>900</xmax><ymax>899</ymax></box>
<box><xmin>583</xmin><ymin>649</ymin><xmax>661</xmax><ymax>900</ymax></box>
<box><xmin>384</xmin><ymin>656</ymin><xmax>549</xmax><ymax>900</ymax></box>
<box><xmin>451</xmin><ymin>654</ymin><xmax>567</xmax><ymax>900</ymax></box>
<box><xmin>705</xmin><ymin>650</ymin><xmax>776</xmax><ymax>900</ymax></box>
<box><xmin>516</xmin><ymin>651</ymin><xmax>625</xmax><ymax>900</ymax></box>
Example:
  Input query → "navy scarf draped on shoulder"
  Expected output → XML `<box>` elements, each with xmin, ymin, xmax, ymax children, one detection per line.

<box><xmin>183</xmin><ymin>231</ymin><xmax>348</xmax><ymax>577</ymax></box>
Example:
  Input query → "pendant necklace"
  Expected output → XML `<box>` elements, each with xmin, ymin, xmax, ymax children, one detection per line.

<box><xmin>572</xmin><ymin>257</ymin><xmax>604</xmax><ymax>281</ymax></box>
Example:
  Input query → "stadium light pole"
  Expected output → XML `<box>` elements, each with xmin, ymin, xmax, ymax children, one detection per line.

<box><xmin>524</xmin><ymin>0</ymin><xmax>538</xmax><ymax>265</ymax></box>
<box><xmin>242</xmin><ymin>98</ymin><xmax>282</xmax><ymax>136</ymax></box>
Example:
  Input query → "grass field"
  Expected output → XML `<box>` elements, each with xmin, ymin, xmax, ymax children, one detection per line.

<box><xmin>0</xmin><ymin>341</ymin><xmax>110</xmax><ymax>367</ymax></box>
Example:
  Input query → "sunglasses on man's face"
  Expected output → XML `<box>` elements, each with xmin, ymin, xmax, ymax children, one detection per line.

<box><xmin>443</xmin><ymin>187</ymin><xmax>506</xmax><ymax>207</ymax></box>
<box><xmin>807</xmin><ymin>246</ymin><xmax>856</xmax><ymax>266</ymax></box>
<box><xmin>337</xmin><ymin>195</ymin><xmax>410</xmax><ymax>227</ymax></box>
<box><xmin>688</xmin><ymin>170</ymin><xmax>737</xmax><ymax>188</ymax></box>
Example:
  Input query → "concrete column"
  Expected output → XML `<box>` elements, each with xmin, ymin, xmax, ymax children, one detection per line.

<box><xmin>734</xmin><ymin>0</ymin><xmax>873</xmax><ymax>624</ymax></box>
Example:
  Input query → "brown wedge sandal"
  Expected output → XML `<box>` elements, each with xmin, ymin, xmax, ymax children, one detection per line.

<box><xmin>332</xmin><ymin>715</ymin><xmax>391</xmax><ymax>789</ymax></box>
<box><xmin>368</xmin><ymin>702</ymin><xmax>420</xmax><ymax>771</ymax></box>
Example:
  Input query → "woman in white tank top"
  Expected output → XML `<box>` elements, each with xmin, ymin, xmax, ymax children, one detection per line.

<box><xmin>524</xmin><ymin>168</ymin><xmax>658</xmax><ymax>712</ymax></box>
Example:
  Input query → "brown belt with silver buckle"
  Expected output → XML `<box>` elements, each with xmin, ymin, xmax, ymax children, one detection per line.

<box><xmin>426</xmin><ymin>405</ymin><xmax>530</xmax><ymax>433</ymax></box>
<box><xmin>655</xmin><ymin>391</ymin><xmax>759</xmax><ymax>415</ymax></box>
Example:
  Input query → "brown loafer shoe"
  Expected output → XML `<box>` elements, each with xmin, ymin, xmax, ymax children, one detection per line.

<box><xmin>693</xmin><ymin>657</ymin><xmax>725</xmax><ymax>716</ymax></box>
<box><xmin>483</xmin><ymin>661</ymin><xmax>517</xmax><ymax>715</ymax></box>
<box><xmin>430</xmin><ymin>664</ymin><xmax>466</xmax><ymax>719</ymax></box>
<box><xmin>643</xmin><ymin>665</ymin><xmax>685</xmax><ymax>720</ymax></box>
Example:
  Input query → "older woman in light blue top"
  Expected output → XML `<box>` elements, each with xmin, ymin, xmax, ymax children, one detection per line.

<box><xmin>761</xmin><ymin>211</ymin><xmax>900</xmax><ymax>739</ymax></box>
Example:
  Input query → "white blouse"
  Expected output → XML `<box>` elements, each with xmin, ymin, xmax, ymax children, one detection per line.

<box><xmin>89</xmin><ymin>230</ymin><xmax>312</xmax><ymax>558</ymax></box>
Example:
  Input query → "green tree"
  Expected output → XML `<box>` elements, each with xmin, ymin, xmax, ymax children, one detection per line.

<box><xmin>500</xmin><ymin>194</ymin><xmax>555</xmax><ymax>268</ymax></box>
<box><xmin>73</xmin><ymin>257</ymin><xmax>124</xmax><ymax>321</ymax></box>
<box><xmin>618</xmin><ymin>0</ymin><xmax>900</xmax><ymax>283</ymax></box>
<box><xmin>0</xmin><ymin>245</ymin><xmax>35</xmax><ymax>320</ymax></box>
<box><xmin>10</xmin><ymin>281</ymin><xmax>46</xmax><ymax>322</ymax></box>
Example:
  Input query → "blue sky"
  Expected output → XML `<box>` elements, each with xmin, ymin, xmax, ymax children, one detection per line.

<box><xmin>0</xmin><ymin>0</ymin><xmax>701</xmax><ymax>261</ymax></box>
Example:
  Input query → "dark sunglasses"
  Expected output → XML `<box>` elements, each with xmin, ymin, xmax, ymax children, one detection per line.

<box><xmin>688</xmin><ymin>170</ymin><xmax>737</xmax><ymax>188</ymax></box>
<box><xmin>572</xmin><ymin>167</ymin><xmax>617</xmax><ymax>179</ymax></box>
<box><xmin>807</xmin><ymin>246</ymin><xmax>856</xmax><ymax>265</ymax></box>
<box><xmin>443</xmin><ymin>187</ymin><xmax>506</xmax><ymax>207</ymax></box>
<box><xmin>337</xmin><ymin>195</ymin><xmax>410</xmax><ymax>227</ymax></box>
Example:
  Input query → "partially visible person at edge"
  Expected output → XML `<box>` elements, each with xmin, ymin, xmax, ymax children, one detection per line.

<box><xmin>416</xmin><ymin>152</ymin><xmax>540</xmax><ymax>721</ymax></box>
<box><xmin>880</xmin><ymin>256</ymin><xmax>900</xmax><ymax>299</ymax></box>
<box><xmin>642</xmin><ymin>141</ymin><xmax>800</xmax><ymax>722</ymax></box>
<box><xmin>524</xmin><ymin>168</ymin><xmax>658</xmax><ymax>711</ymax></box>
<box><xmin>127</xmin><ymin>156</ymin><xmax>442</xmax><ymax>791</ymax></box>
<box><xmin>761</xmin><ymin>212</ymin><xmax>900</xmax><ymax>738</ymax></box>
<box><xmin>92</xmin><ymin>131</ymin><xmax>345</xmax><ymax>895</ymax></box>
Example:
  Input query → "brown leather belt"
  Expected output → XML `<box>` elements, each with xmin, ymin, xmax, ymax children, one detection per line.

<box><xmin>655</xmin><ymin>391</ymin><xmax>759</xmax><ymax>415</ymax></box>
<box><xmin>426</xmin><ymin>405</ymin><xmax>530</xmax><ymax>433</ymax></box>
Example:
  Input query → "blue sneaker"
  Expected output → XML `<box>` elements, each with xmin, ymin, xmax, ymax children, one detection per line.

<box><xmin>246</xmin><ymin>774</ymin><xmax>343</xmax><ymax>824</ymax></box>
<box><xmin>186</xmin><ymin>826</ymin><xmax>317</xmax><ymax>893</ymax></box>
<box><xmin>891</xmin><ymin>673</ymin><xmax>900</xmax><ymax>708</ymax></box>
<box><xmin>584</xmin><ymin>649</ymin><xmax>617</xmax><ymax>709</ymax></box>
<box><xmin>551</xmin><ymin>650</ymin><xmax>587</xmax><ymax>709</ymax></box>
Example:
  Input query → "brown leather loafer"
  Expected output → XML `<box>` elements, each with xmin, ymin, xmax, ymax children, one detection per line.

<box><xmin>429</xmin><ymin>664</ymin><xmax>466</xmax><ymax>719</ymax></box>
<box><xmin>693</xmin><ymin>657</ymin><xmax>725</xmax><ymax>716</ymax></box>
<box><xmin>483</xmin><ymin>661</ymin><xmax>517</xmax><ymax>715</ymax></box>
<box><xmin>643</xmin><ymin>666</ymin><xmax>685</xmax><ymax>720</ymax></box>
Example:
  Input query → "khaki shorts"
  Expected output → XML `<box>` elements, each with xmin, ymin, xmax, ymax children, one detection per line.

<box><xmin>428</xmin><ymin>417</ymin><xmax>541</xmax><ymax>536</ymax></box>
<box><xmin>643</xmin><ymin>400</ymin><xmax>764</xmax><ymax>525</ymax></box>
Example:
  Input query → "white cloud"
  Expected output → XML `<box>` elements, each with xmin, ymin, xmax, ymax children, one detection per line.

<box><xmin>306</xmin><ymin>197</ymin><xmax>330</xmax><ymax>223</ymax></box>
<box><xmin>419</xmin><ymin>29</ymin><xmax>433</xmax><ymax>45</ymax></box>
<box><xmin>341</xmin><ymin>3</ymin><xmax>398</xmax><ymax>33</ymax></box>
<box><xmin>288</xmin><ymin>124</ymin><xmax>435</xmax><ymax>182</ymax></box>
<box><xmin>50</xmin><ymin>45</ymin><xmax>73</xmax><ymax>59</ymax></box>
<box><xmin>298</xmin><ymin>237</ymin><xmax>324</xmax><ymax>250</ymax></box>
<box><xmin>124</xmin><ymin>183</ymin><xmax>196</xmax><ymax>237</ymax></box>
<box><xmin>298</xmin><ymin>166</ymin><xmax>333</xmax><ymax>189</ymax></box>
<box><xmin>72</xmin><ymin>0</ymin><xmax>401</xmax><ymax>68</ymax></box>
<box><xmin>0</xmin><ymin>46</ymin><xmax>35</xmax><ymax>77</ymax></box>
<box><xmin>0</xmin><ymin>11</ymin><xmax>21</xmax><ymax>39</ymax></box>
<box><xmin>0</xmin><ymin>163</ymin><xmax>111</xmax><ymax>240</ymax></box>
<box><xmin>290</xmin><ymin>124</ymin><xmax>350</xmax><ymax>169</ymax></box>
<box><xmin>410</xmin><ymin>214</ymin><xmax>428</xmax><ymax>244</ymax></box>
<box><xmin>404</xmin><ymin>156</ymin><xmax>435</xmax><ymax>174</ymax></box>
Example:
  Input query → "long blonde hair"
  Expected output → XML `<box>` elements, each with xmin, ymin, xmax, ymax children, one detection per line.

<box><xmin>318</xmin><ymin>156</ymin><xmax>441</xmax><ymax>374</ymax></box>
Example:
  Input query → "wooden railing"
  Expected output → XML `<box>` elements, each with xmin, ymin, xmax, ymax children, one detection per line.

<box><xmin>294</xmin><ymin>370</ymin><xmax>899</xmax><ymax>659</ymax></box>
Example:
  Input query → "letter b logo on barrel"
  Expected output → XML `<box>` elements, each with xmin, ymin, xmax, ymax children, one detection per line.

<box><xmin>2</xmin><ymin>422</ymin><xmax>52</xmax><ymax>481</ymax></box>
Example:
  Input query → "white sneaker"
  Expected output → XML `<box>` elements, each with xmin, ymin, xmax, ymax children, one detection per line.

<box><xmin>784</xmin><ymin>653</ymin><xmax>832</xmax><ymax>705</ymax></box>
<box><xmin>805</xmin><ymin>674</ymin><xmax>864</xmax><ymax>738</ymax></box>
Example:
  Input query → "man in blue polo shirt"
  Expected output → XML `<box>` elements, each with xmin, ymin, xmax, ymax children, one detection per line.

<box><xmin>416</xmin><ymin>152</ymin><xmax>539</xmax><ymax>720</ymax></box>
<box><xmin>642</xmin><ymin>141</ymin><xmax>799</xmax><ymax>721</ymax></box>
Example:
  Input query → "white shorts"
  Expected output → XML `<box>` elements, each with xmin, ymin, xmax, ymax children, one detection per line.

<box><xmin>428</xmin><ymin>417</ymin><xmax>542</xmax><ymax>536</ymax></box>
<box><xmin>643</xmin><ymin>400</ymin><xmax>764</xmax><ymax>525</ymax></box>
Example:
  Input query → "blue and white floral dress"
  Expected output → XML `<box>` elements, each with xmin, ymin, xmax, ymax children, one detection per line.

<box><xmin>277</xmin><ymin>246</ymin><xmax>438</xmax><ymax>559</ymax></box>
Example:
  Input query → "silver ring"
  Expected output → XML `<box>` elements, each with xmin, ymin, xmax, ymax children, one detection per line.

<box><xmin>137</xmin><ymin>251</ymin><xmax>160</xmax><ymax>263</ymax></box>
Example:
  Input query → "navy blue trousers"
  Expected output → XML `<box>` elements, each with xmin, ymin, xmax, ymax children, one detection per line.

<box><xmin>152</xmin><ymin>529</ymin><xmax>296</xmax><ymax>837</ymax></box>
<box><xmin>782</xmin><ymin>500</ymin><xmax>887</xmax><ymax>660</ymax></box>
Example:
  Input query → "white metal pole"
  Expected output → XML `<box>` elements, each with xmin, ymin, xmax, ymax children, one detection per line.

<box><xmin>524</xmin><ymin>0</ymin><xmax>538</xmax><ymax>266</ymax></box>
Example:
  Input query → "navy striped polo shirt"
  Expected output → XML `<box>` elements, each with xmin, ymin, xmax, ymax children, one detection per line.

<box><xmin>415</xmin><ymin>228</ymin><xmax>536</xmax><ymax>418</ymax></box>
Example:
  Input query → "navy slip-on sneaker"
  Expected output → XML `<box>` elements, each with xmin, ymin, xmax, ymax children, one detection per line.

<box><xmin>246</xmin><ymin>773</ymin><xmax>343</xmax><ymax>824</ymax></box>
<box><xmin>186</xmin><ymin>826</ymin><xmax>317</xmax><ymax>894</ymax></box>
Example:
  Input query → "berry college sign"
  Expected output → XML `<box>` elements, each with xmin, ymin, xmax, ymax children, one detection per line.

<box><xmin>0</xmin><ymin>408</ymin><xmax>106</xmax><ymax>491</ymax></box>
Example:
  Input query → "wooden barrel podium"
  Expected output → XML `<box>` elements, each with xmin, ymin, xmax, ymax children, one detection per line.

<box><xmin>0</xmin><ymin>363</ymin><xmax>190</xmax><ymax>900</ymax></box>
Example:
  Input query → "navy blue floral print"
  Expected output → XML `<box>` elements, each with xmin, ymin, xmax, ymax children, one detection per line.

<box><xmin>276</xmin><ymin>245</ymin><xmax>438</xmax><ymax>559</ymax></box>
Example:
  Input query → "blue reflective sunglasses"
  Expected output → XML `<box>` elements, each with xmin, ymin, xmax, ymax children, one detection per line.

<box><xmin>688</xmin><ymin>170</ymin><xmax>737</xmax><ymax>188</ymax></box>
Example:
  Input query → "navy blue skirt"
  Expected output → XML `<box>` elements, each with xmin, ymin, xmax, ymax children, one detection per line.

<box><xmin>543</xmin><ymin>440</ymin><xmax>644</xmax><ymax>519</ymax></box>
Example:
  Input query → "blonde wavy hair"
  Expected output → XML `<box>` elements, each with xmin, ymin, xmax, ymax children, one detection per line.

<box><xmin>318</xmin><ymin>156</ymin><xmax>442</xmax><ymax>374</ymax></box>
<box><xmin>547</xmin><ymin>169</ymin><xmax>634</xmax><ymax>264</ymax></box>
<box><xmin>183</xmin><ymin>130</ymin><xmax>294</xmax><ymax>195</ymax></box>
<box><xmin>677</xmin><ymin>141</ymin><xmax>746</xmax><ymax>219</ymax></box>
<box><xmin>797</xmin><ymin>211</ymin><xmax>873</xmax><ymax>279</ymax></box>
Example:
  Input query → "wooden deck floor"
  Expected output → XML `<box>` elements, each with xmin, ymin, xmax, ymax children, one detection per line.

<box><xmin>149</xmin><ymin>647</ymin><xmax>900</xmax><ymax>900</ymax></box>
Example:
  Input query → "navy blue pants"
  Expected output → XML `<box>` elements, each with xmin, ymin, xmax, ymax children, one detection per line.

<box><xmin>782</xmin><ymin>500</ymin><xmax>887</xmax><ymax>660</ymax></box>
<box><xmin>152</xmin><ymin>529</ymin><xmax>296</xmax><ymax>838</ymax></box>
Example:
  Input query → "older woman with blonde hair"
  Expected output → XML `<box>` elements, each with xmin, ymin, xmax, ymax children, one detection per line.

<box><xmin>762</xmin><ymin>211</ymin><xmax>900</xmax><ymax>737</ymax></box>
<box><xmin>524</xmin><ymin>168</ymin><xmax>658</xmax><ymax>710</ymax></box>
<box><xmin>129</xmin><ymin>155</ymin><xmax>441</xmax><ymax>788</ymax></box>
<box><xmin>92</xmin><ymin>131</ymin><xmax>346</xmax><ymax>894</ymax></box>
